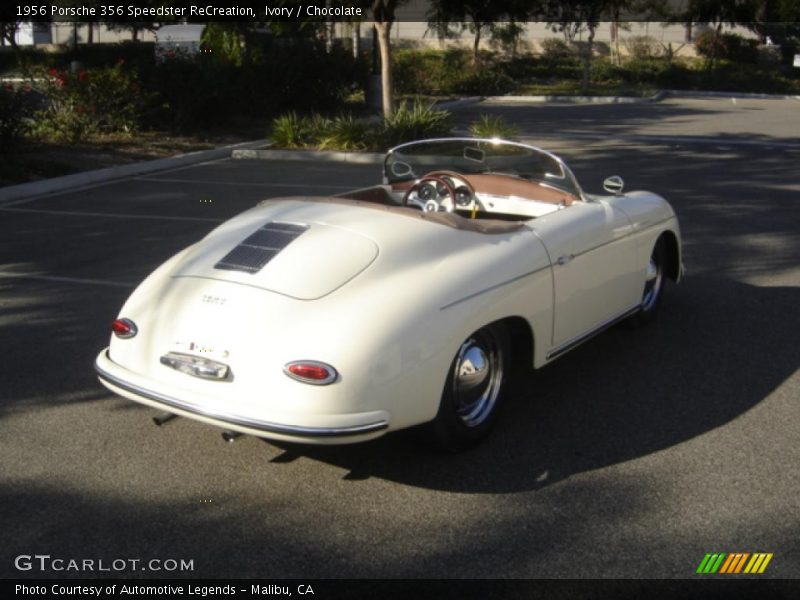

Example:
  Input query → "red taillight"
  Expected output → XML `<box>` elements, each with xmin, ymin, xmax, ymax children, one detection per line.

<box><xmin>284</xmin><ymin>361</ymin><xmax>337</xmax><ymax>385</ymax></box>
<box><xmin>112</xmin><ymin>318</ymin><xmax>137</xmax><ymax>339</ymax></box>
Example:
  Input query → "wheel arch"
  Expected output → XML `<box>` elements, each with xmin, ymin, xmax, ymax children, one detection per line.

<box><xmin>658</xmin><ymin>229</ymin><xmax>682</xmax><ymax>282</ymax></box>
<box><xmin>487</xmin><ymin>315</ymin><xmax>535</xmax><ymax>374</ymax></box>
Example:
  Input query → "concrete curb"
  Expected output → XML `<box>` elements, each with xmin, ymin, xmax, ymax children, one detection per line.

<box><xmin>484</xmin><ymin>94</ymin><xmax>659</xmax><ymax>104</ymax></box>
<box><xmin>468</xmin><ymin>89</ymin><xmax>798</xmax><ymax>106</ymax></box>
<box><xmin>661</xmin><ymin>89</ymin><xmax>800</xmax><ymax>101</ymax></box>
<box><xmin>232</xmin><ymin>148</ymin><xmax>384</xmax><ymax>164</ymax></box>
<box><xmin>434</xmin><ymin>96</ymin><xmax>485</xmax><ymax>110</ymax></box>
<box><xmin>0</xmin><ymin>139</ymin><xmax>269</xmax><ymax>204</ymax></box>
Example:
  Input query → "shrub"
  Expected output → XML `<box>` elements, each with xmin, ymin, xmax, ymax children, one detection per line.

<box><xmin>468</xmin><ymin>114</ymin><xmax>519</xmax><ymax>139</ymax></box>
<box><xmin>499</xmin><ymin>56</ymin><xmax>540</xmax><ymax>80</ymax></box>
<box><xmin>695</xmin><ymin>31</ymin><xmax>759</xmax><ymax>64</ymax></box>
<box><xmin>539</xmin><ymin>38</ymin><xmax>577</xmax><ymax>64</ymax></box>
<box><xmin>32</xmin><ymin>68</ymin><xmax>96</xmax><ymax>142</ymax></box>
<box><xmin>270</xmin><ymin>101</ymin><xmax>453</xmax><ymax>152</ymax></box>
<box><xmin>33</xmin><ymin>63</ymin><xmax>149</xmax><ymax>142</ymax></box>
<box><xmin>394</xmin><ymin>48</ymin><xmax>518</xmax><ymax>96</ymax></box>
<box><xmin>394</xmin><ymin>48</ymin><xmax>472</xmax><ymax>95</ymax></box>
<box><xmin>270</xmin><ymin>112</ymin><xmax>312</xmax><ymax>148</ymax></box>
<box><xmin>618</xmin><ymin>58</ymin><xmax>671</xmax><ymax>84</ymax></box>
<box><xmin>455</xmin><ymin>69</ymin><xmax>515</xmax><ymax>95</ymax></box>
<box><xmin>590</xmin><ymin>59</ymin><xmax>624</xmax><ymax>82</ymax></box>
<box><xmin>250</xmin><ymin>41</ymin><xmax>367</xmax><ymax>115</ymax></box>
<box><xmin>317</xmin><ymin>114</ymin><xmax>377</xmax><ymax>151</ymax></box>
<box><xmin>381</xmin><ymin>100</ymin><xmax>452</xmax><ymax>149</ymax></box>
<box><xmin>270</xmin><ymin>112</ymin><xmax>379</xmax><ymax>151</ymax></box>
<box><xmin>144</xmin><ymin>39</ymin><xmax>367</xmax><ymax>130</ymax></box>
<box><xmin>149</xmin><ymin>59</ymin><xmax>237</xmax><ymax>130</ymax></box>
<box><xmin>623</xmin><ymin>36</ymin><xmax>661</xmax><ymax>61</ymax></box>
<box><xmin>700</xmin><ymin>62</ymin><xmax>797</xmax><ymax>93</ymax></box>
<box><xmin>0</xmin><ymin>83</ymin><xmax>35</xmax><ymax>144</ymax></box>
<box><xmin>72</xmin><ymin>41</ymin><xmax>156</xmax><ymax>70</ymax></box>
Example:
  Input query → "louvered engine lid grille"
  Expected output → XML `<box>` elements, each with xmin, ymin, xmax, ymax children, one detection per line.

<box><xmin>214</xmin><ymin>222</ymin><xmax>308</xmax><ymax>274</ymax></box>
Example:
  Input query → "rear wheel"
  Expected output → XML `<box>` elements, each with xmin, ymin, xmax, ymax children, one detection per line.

<box><xmin>430</xmin><ymin>324</ymin><xmax>510</xmax><ymax>451</ymax></box>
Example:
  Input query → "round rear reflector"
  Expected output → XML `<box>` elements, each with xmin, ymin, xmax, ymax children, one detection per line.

<box><xmin>284</xmin><ymin>361</ymin><xmax>337</xmax><ymax>385</ymax></box>
<box><xmin>112</xmin><ymin>318</ymin><xmax>138</xmax><ymax>339</ymax></box>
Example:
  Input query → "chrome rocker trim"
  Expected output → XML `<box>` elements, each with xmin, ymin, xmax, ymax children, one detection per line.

<box><xmin>546</xmin><ymin>304</ymin><xmax>641</xmax><ymax>361</ymax></box>
<box><xmin>95</xmin><ymin>353</ymin><xmax>389</xmax><ymax>438</ymax></box>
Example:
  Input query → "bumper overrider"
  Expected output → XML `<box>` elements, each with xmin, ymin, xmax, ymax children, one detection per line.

<box><xmin>94</xmin><ymin>349</ymin><xmax>390</xmax><ymax>444</ymax></box>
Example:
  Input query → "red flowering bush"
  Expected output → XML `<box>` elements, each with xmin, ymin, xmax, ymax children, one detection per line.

<box><xmin>34</xmin><ymin>63</ymin><xmax>150</xmax><ymax>142</ymax></box>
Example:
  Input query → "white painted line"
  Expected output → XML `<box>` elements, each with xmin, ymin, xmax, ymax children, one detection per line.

<box><xmin>232</xmin><ymin>148</ymin><xmax>384</xmax><ymax>163</ymax></box>
<box><xmin>0</xmin><ymin>207</ymin><xmax>224</xmax><ymax>223</ymax></box>
<box><xmin>0</xmin><ymin>272</ymin><xmax>133</xmax><ymax>288</ymax></box>
<box><xmin>0</xmin><ymin>157</ymin><xmax>233</xmax><ymax>209</ymax></box>
<box><xmin>0</xmin><ymin>140</ymin><xmax>267</xmax><ymax>206</ymax></box>
<box><xmin>522</xmin><ymin>131</ymin><xmax>800</xmax><ymax>149</ymax></box>
<box><xmin>135</xmin><ymin>176</ymin><xmax>354</xmax><ymax>190</ymax></box>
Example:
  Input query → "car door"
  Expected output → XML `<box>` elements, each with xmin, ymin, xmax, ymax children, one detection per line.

<box><xmin>532</xmin><ymin>199</ymin><xmax>640</xmax><ymax>355</ymax></box>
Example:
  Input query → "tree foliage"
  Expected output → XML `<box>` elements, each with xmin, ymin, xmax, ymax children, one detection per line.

<box><xmin>427</xmin><ymin>0</ymin><xmax>535</xmax><ymax>64</ymax></box>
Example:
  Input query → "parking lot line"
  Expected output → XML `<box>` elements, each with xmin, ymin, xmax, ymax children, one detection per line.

<box><xmin>0</xmin><ymin>157</ymin><xmax>238</xmax><ymax>208</ymax></box>
<box><xmin>0</xmin><ymin>207</ymin><xmax>225</xmax><ymax>223</ymax></box>
<box><xmin>523</xmin><ymin>131</ymin><xmax>800</xmax><ymax>149</ymax></box>
<box><xmin>0</xmin><ymin>271</ymin><xmax>133</xmax><ymax>288</ymax></box>
<box><xmin>135</xmin><ymin>176</ymin><xmax>354</xmax><ymax>190</ymax></box>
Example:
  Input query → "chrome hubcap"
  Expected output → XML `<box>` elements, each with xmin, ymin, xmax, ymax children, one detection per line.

<box><xmin>641</xmin><ymin>255</ymin><xmax>663</xmax><ymax>311</ymax></box>
<box><xmin>453</xmin><ymin>332</ymin><xmax>503</xmax><ymax>428</ymax></box>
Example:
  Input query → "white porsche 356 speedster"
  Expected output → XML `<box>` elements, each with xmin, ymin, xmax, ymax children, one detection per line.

<box><xmin>95</xmin><ymin>138</ymin><xmax>682</xmax><ymax>450</ymax></box>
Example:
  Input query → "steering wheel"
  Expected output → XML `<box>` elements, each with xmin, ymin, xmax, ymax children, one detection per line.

<box><xmin>402</xmin><ymin>175</ymin><xmax>457</xmax><ymax>213</ymax></box>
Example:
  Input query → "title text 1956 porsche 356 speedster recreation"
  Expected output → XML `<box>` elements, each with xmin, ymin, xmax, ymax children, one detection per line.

<box><xmin>95</xmin><ymin>138</ymin><xmax>682</xmax><ymax>450</ymax></box>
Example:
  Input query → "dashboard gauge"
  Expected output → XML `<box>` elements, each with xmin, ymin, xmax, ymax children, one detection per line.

<box><xmin>418</xmin><ymin>182</ymin><xmax>438</xmax><ymax>201</ymax></box>
<box><xmin>436</xmin><ymin>178</ymin><xmax>452</xmax><ymax>196</ymax></box>
<box><xmin>455</xmin><ymin>186</ymin><xmax>473</xmax><ymax>207</ymax></box>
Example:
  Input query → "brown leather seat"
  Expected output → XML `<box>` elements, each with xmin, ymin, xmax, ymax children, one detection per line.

<box><xmin>464</xmin><ymin>174</ymin><xmax>576</xmax><ymax>206</ymax></box>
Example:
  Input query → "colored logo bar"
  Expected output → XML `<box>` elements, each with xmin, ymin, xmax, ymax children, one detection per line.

<box><xmin>696</xmin><ymin>553</ymin><xmax>773</xmax><ymax>574</ymax></box>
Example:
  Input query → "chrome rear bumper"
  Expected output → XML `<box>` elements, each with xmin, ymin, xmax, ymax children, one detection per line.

<box><xmin>95</xmin><ymin>350</ymin><xmax>389</xmax><ymax>440</ymax></box>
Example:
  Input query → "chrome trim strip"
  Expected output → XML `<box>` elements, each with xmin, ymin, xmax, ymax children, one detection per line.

<box><xmin>440</xmin><ymin>265</ymin><xmax>550</xmax><ymax>310</ymax></box>
<box><xmin>558</xmin><ymin>215</ymin><xmax>675</xmax><ymax>264</ymax></box>
<box><xmin>95</xmin><ymin>354</ymin><xmax>388</xmax><ymax>437</ymax></box>
<box><xmin>546</xmin><ymin>304</ymin><xmax>641</xmax><ymax>360</ymax></box>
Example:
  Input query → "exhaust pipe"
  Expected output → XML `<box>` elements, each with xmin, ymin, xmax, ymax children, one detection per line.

<box><xmin>153</xmin><ymin>412</ymin><xmax>178</xmax><ymax>426</ymax></box>
<box><xmin>222</xmin><ymin>430</ymin><xmax>243</xmax><ymax>443</ymax></box>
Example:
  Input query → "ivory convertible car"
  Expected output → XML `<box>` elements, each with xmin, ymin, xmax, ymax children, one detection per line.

<box><xmin>95</xmin><ymin>138</ymin><xmax>682</xmax><ymax>450</ymax></box>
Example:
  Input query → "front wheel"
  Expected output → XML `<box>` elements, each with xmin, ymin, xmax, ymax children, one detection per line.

<box><xmin>430</xmin><ymin>324</ymin><xmax>510</xmax><ymax>451</ymax></box>
<box><xmin>628</xmin><ymin>239</ymin><xmax>666</xmax><ymax>327</ymax></box>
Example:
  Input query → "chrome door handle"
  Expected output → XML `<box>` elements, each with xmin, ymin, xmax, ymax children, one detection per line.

<box><xmin>556</xmin><ymin>254</ymin><xmax>574</xmax><ymax>266</ymax></box>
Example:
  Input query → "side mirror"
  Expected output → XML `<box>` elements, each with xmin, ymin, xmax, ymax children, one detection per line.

<box><xmin>603</xmin><ymin>176</ymin><xmax>624</xmax><ymax>195</ymax></box>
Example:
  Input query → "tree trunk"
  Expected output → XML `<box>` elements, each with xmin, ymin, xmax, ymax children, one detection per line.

<box><xmin>1</xmin><ymin>25</ymin><xmax>23</xmax><ymax>72</ymax></box>
<box><xmin>352</xmin><ymin>21</ymin><xmax>361</xmax><ymax>59</ymax></box>
<box><xmin>581</xmin><ymin>24</ymin><xmax>595</xmax><ymax>93</ymax></box>
<box><xmin>473</xmin><ymin>27</ymin><xmax>481</xmax><ymax>67</ymax></box>
<box><xmin>709</xmin><ymin>22</ymin><xmax>722</xmax><ymax>69</ymax></box>
<box><xmin>374</xmin><ymin>21</ymin><xmax>394</xmax><ymax>118</ymax></box>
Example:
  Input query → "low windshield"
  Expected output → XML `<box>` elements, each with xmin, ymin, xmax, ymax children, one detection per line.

<box><xmin>385</xmin><ymin>138</ymin><xmax>580</xmax><ymax>197</ymax></box>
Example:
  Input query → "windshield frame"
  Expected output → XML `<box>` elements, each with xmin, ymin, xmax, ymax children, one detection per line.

<box><xmin>384</xmin><ymin>137</ymin><xmax>586</xmax><ymax>201</ymax></box>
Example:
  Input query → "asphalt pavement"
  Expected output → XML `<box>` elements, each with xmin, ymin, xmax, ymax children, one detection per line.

<box><xmin>1</xmin><ymin>97</ymin><xmax>798</xmax><ymax>579</ymax></box>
